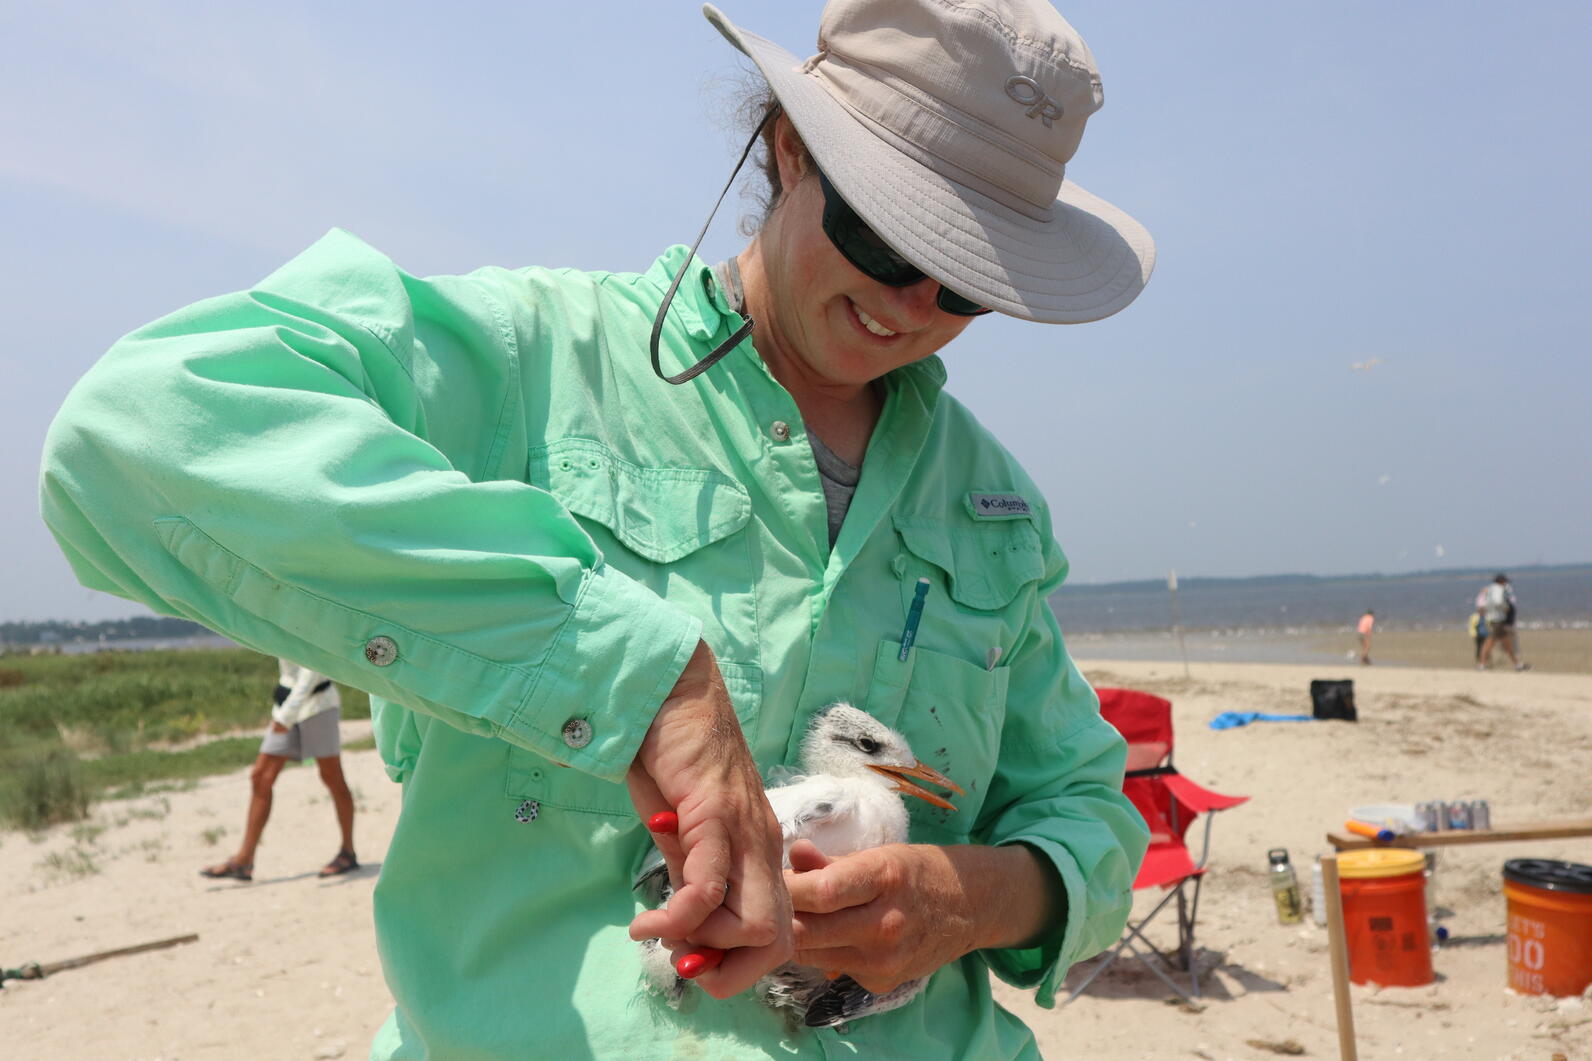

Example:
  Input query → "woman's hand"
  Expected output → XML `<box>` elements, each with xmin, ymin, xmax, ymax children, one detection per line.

<box><xmin>784</xmin><ymin>839</ymin><xmax>1061</xmax><ymax>994</ymax></box>
<box><xmin>626</xmin><ymin>641</ymin><xmax>794</xmax><ymax>999</ymax></box>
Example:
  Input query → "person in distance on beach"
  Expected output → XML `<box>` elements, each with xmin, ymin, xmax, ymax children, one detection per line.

<box><xmin>1357</xmin><ymin>609</ymin><xmax>1375</xmax><ymax>665</ymax></box>
<box><xmin>39</xmin><ymin>1</ymin><xmax>1154</xmax><ymax>1055</ymax></box>
<box><xmin>199</xmin><ymin>657</ymin><xmax>357</xmax><ymax>882</ymax></box>
<box><xmin>1476</xmin><ymin>574</ymin><xmax>1528</xmax><ymax>671</ymax></box>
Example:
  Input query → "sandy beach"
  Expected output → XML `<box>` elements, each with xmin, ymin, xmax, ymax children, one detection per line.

<box><xmin>3</xmin><ymin>660</ymin><xmax>1589</xmax><ymax>1060</ymax></box>
<box><xmin>1066</xmin><ymin>628</ymin><xmax>1592</xmax><ymax>676</ymax></box>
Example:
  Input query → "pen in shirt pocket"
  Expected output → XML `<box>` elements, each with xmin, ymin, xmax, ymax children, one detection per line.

<box><xmin>898</xmin><ymin>577</ymin><xmax>930</xmax><ymax>661</ymax></box>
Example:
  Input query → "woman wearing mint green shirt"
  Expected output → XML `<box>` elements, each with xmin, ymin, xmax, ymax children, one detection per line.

<box><xmin>41</xmin><ymin>1</ymin><xmax>1155</xmax><ymax>1056</ymax></box>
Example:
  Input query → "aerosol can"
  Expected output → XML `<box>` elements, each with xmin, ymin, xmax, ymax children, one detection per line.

<box><xmin>1310</xmin><ymin>855</ymin><xmax>1328</xmax><ymax>926</ymax></box>
<box><xmin>1269</xmin><ymin>848</ymin><xmax>1303</xmax><ymax>925</ymax></box>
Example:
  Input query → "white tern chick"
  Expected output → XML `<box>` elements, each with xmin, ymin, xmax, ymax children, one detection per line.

<box><xmin>637</xmin><ymin>702</ymin><xmax>963</xmax><ymax>1028</ymax></box>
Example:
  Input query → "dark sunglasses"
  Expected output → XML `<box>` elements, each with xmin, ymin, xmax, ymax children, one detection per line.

<box><xmin>816</xmin><ymin>170</ymin><xmax>991</xmax><ymax>318</ymax></box>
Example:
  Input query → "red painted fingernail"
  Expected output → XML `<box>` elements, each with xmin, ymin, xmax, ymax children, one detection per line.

<box><xmin>646</xmin><ymin>811</ymin><xmax>679</xmax><ymax>834</ymax></box>
<box><xmin>675</xmin><ymin>947</ymin><xmax>725</xmax><ymax>979</ymax></box>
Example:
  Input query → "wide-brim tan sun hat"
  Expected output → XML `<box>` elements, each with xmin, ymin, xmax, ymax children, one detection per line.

<box><xmin>705</xmin><ymin>0</ymin><xmax>1155</xmax><ymax>324</ymax></box>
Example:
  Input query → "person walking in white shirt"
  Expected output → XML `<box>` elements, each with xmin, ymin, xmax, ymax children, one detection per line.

<box><xmin>200</xmin><ymin>658</ymin><xmax>358</xmax><ymax>880</ymax></box>
<box><xmin>1476</xmin><ymin>574</ymin><xmax>1528</xmax><ymax>671</ymax></box>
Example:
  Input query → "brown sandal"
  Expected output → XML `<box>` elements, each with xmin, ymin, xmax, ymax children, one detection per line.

<box><xmin>319</xmin><ymin>850</ymin><xmax>359</xmax><ymax>877</ymax></box>
<box><xmin>199</xmin><ymin>859</ymin><xmax>253</xmax><ymax>881</ymax></box>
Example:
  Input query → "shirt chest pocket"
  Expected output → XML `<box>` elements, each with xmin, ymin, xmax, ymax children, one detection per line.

<box><xmin>530</xmin><ymin>438</ymin><xmax>760</xmax><ymax>671</ymax></box>
<box><xmin>863</xmin><ymin>641</ymin><xmax>1009</xmax><ymax>843</ymax></box>
<box><xmin>505</xmin><ymin>440</ymin><xmax>762</xmax><ymax>820</ymax></box>
<box><xmin>864</xmin><ymin>515</ymin><xmax>1045</xmax><ymax>842</ymax></box>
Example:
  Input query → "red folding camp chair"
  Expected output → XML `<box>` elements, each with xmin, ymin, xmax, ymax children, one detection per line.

<box><xmin>1065</xmin><ymin>687</ymin><xmax>1249</xmax><ymax>1004</ymax></box>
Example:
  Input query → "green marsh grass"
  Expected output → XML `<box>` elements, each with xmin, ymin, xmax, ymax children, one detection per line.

<box><xmin>0</xmin><ymin>647</ymin><xmax>369</xmax><ymax>828</ymax></box>
<box><xmin>2</xmin><ymin>749</ymin><xmax>91</xmax><ymax>831</ymax></box>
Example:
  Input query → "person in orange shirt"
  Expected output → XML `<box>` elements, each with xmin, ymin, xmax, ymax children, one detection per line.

<box><xmin>1357</xmin><ymin>610</ymin><xmax>1375</xmax><ymax>665</ymax></box>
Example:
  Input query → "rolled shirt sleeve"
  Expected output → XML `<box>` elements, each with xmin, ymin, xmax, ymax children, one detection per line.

<box><xmin>973</xmin><ymin>539</ymin><xmax>1150</xmax><ymax>1007</ymax></box>
<box><xmin>40</xmin><ymin>229</ymin><xmax>699</xmax><ymax>781</ymax></box>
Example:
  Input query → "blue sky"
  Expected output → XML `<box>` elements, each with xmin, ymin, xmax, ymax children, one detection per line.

<box><xmin>4</xmin><ymin>1</ymin><xmax>1588</xmax><ymax>622</ymax></box>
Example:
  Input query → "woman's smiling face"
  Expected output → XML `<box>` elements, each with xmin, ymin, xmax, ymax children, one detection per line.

<box><xmin>751</xmin><ymin>116</ymin><xmax>975</xmax><ymax>393</ymax></box>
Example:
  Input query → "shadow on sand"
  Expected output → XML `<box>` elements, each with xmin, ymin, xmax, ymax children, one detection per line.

<box><xmin>200</xmin><ymin>860</ymin><xmax>382</xmax><ymax>892</ymax></box>
<box><xmin>1060</xmin><ymin>946</ymin><xmax>1288</xmax><ymax>1005</ymax></box>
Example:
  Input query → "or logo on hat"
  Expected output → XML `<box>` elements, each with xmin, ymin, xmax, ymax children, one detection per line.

<box><xmin>1004</xmin><ymin>75</ymin><xmax>1063</xmax><ymax>127</ymax></box>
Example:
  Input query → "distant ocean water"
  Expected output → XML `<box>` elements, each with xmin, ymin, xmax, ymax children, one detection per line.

<box><xmin>1048</xmin><ymin>565</ymin><xmax>1592</xmax><ymax>635</ymax></box>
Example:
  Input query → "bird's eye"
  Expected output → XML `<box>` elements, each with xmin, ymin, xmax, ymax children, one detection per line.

<box><xmin>856</xmin><ymin>737</ymin><xmax>881</xmax><ymax>755</ymax></box>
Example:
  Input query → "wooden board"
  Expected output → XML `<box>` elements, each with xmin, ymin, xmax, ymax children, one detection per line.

<box><xmin>1327</xmin><ymin>818</ymin><xmax>1592</xmax><ymax>850</ymax></box>
<box><xmin>1320</xmin><ymin>854</ymin><xmax>1358</xmax><ymax>1061</ymax></box>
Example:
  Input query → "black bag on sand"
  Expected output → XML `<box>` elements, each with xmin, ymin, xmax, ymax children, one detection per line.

<box><xmin>1310</xmin><ymin>679</ymin><xmax>1357</xmax><ymax>721</ymax></box>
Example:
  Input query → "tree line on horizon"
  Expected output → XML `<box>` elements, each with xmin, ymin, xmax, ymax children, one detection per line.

<box><xmin>1</xmin><ymin>615</ymin><xmax>210</xmax><ymax>646</ymax></box>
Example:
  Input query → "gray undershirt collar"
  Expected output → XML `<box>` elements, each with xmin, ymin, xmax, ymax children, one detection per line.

<box><xmin>807</xmin><ymin>430</ymin><xmax>860</xmax><ymax>549</ymax></box>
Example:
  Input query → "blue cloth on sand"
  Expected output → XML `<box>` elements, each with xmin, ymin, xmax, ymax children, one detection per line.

<box><xmin>1209</xmin><ymin>711</ymin><xmax>1315</xmax><ymax>731</ymax></box>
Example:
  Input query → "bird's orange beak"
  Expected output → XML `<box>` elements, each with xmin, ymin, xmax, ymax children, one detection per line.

<box><xmin>867</xmin><ymin>761</ymin><xmax>964</xmax><ymax>812</ymax></box>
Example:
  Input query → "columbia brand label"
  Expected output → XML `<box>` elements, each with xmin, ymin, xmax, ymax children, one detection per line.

<box><xmin>968</xmin><ymin>492</ymin><xmax>1033</xmax><ymax>519</ymax></box>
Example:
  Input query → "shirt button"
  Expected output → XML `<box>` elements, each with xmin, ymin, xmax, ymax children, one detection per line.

<box><xmin>363</xmin><ymin>636</ymin><xmax>398</xmax><ymax>667</ymax></box>
<box><xmin>770</xmin><ymin>420</ymin><xmax>791</xmax><ymax>442</ymax></box>
<box><xmin>561</xmin><ymin>718</ymin><xmax>593</xmax><ymax>749</ymax></box>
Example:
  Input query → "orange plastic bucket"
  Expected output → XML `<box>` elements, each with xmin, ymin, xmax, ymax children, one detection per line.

<box><xmin>1338</xmin><ymin>849</ymin><xmax>1432</xmax><ymax>987</ymax></box>
<box><xmin>1504</xmin><ymin>859</ymin><xmax>1592</xmax><ymax>997</ymax></box>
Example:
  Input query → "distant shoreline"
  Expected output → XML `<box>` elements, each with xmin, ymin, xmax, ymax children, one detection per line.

<box><xmin>2</xmin><ymin>634</ymin><xmax>234</xmax><ymax>655</ymax></box>
<box><xmin>0</xmin><ymin>614</ymin><xmax>212</xmax><ymax>648</ymax></box>
<box><xmin>7</xmin><ymin>625</ymin><xmax>1587</xmax><ymax>675</ymax></box>
<box><xmin>10</xmin><ymin>560</ymin><xmax>1589</xmax><ymax>640</ymax></box>
<box><xmin>14</xmin><ymin>628</ymin><xmax>1584</xmax><ymax>676</ymax></box>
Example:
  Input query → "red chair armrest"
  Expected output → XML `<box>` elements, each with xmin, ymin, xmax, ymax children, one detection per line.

<box><xmin>1163</xmin><ymin>771</ymin><xmax>1248</xmax><ymax>813</ymax></box>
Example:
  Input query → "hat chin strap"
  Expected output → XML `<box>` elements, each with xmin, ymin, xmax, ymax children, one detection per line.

<box><xmin>650</xmin><ymin>110</ymin><xmax>775</xmax><ymax>385</ymax></box>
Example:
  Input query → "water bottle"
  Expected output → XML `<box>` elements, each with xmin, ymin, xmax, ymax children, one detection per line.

<box><xmin>1269</xmin><ymin>848</ymin><xmax>1303</xmax><ymax>925</ymax></box>
<box><xmin>1310</xmin><ymin>855</ymin><xmax>1328</xmax><ymax>926</ymax></box>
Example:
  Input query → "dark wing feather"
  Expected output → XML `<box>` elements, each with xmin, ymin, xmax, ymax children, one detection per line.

<box><xmin>633</xmin><ymin>845</ymin><xmax>671</xmax><ymax>906</ymax></box>
<box><xmin>803</xmin><ymin>974</ymin><xmax>926</xmax><ymax>1027</ymax></box>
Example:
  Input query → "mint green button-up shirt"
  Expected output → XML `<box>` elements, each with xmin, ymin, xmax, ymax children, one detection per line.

<box><xmin>41</xmin><ymin>230</ymin><xmax>1147</xmax><ymax>1059</ymax></box>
